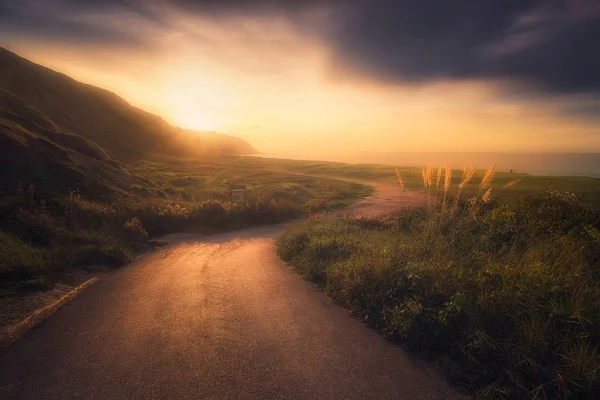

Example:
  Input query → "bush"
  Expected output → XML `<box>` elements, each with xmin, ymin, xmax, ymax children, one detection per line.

<box><xmin>68</xmin><ymin>243</ymin><xmax>134</xmax><ymax>267</ymax></box>
<box><xmin>1</xmin><ymin>180</ymin><xmax>324</xmax><ymax>294</ymax></box>
<box><xmin>124</xmin><ymin>217</ymin><xmax>148</xmax><ymax>242</ymax></box>
<box><xmin>277</xmin><ymin>193</ymin><xmax>600</xmax><ymax>399</ymax></box>
<box><xmin>0</xmin><ymin>232</ymin><xmax>46</xmax><ymax>282</ymax></box>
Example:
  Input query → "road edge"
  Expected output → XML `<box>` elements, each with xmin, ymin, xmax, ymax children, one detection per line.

<box><xmin>0</xmin><ymin>277</ymin><xmax>101</xmax><ymax>351</ymax></box>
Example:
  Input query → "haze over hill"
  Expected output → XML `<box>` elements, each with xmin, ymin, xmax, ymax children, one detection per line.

<box><xmin>0</xmin><ymin>47</ymin><xmax>255</xmax><ymax>196</ymax></box>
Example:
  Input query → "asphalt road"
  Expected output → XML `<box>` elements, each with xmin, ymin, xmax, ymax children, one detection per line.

<box><xmin>0</xmin><ymin>184</ymin><xmax>464</xmax><ymax>399</ymax></box>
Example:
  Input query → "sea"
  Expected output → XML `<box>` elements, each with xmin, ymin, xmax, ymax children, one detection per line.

<box><xmin>251</xmin><ymin>152</ymin><xmax>600</xmax><ymax>178</ymax></box>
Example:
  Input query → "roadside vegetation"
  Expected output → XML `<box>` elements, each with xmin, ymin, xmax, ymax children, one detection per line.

<box><xmin>0</xmin><ymin>156</ymin><xmax>371</xmax><ymax>296</ymax></box>
<box><xmin>250</xmin><ymin>157</ymin><xmax>600</xmax><ymax>205</ymax></box>
<box><xmin>278</xmin><ymin>164</ymin><xmax>600</xmax><ymax>399</ymax></box>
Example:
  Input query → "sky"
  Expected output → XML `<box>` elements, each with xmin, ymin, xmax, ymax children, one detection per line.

<box><xmin>1</xmin><ymin>0</ymin><xmax>599</xmax><ymax>155</ymax></box>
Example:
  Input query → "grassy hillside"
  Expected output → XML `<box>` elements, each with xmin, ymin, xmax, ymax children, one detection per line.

<box><xmin>0</xmin><ymin>47</ymin><xmax>257</xmax><ymax>198</ymax></box>
<box><xmin>0</xmin><ymin>88</ymin><xmax>156</xmax><ymax>198</ymax></box>
<box><xmin>0</xmin><ymin>48</ymin><xmax>372</xmax><ymax>297</ymax></box>
<box><xmin>0</xmin><ymin>47</ymin><xmax>255</xmax><ymax>164</ymax></box>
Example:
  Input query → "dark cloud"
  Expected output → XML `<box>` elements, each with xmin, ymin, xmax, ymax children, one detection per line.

<box><xmin>326</xmin><ymin>0</ymin><xmax>600</xmax><ymax>96</ymax></box>
<box><xmin>1</xmin><ymin>0</ymin><xmax>599</xmax><ymax>99</ymax></box>
<box><xmin>159</xmin><ymin>0</ymin><xmax>336</xmax><ymax>14</ymax></box>
<box><xmin>559</xmin><ymin>98</ymin><xmax>600</xmax><ymax>121</ymax></box>
<box><xmin>0</xmin><ymin>1</ymin><xmax>145</xmax><ymax>45</ymax></box>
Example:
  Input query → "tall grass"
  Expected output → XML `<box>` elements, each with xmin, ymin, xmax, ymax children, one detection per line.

<box><xmin>394</xmin><ymin>168</ymin><xmax>405</xmax><ymax>191</ymax></box>
<box><xmin>442</xmin><ymin>164</ymin><xmax>452</xmax><ymax>213</ymax></box>
<box><xmin>0</xmin><ymin>179</ymin><xmax>346</xmax><ymax>293</ymax></box>
<box><xmin>279</xmin><ymin>166</ymin><xmax>600</xmax><ymax>399</ymax></box>
<box><xmin>434</xmin><ymin>165</ymin><xmax>443</xmax><ymax>204</ymax></box>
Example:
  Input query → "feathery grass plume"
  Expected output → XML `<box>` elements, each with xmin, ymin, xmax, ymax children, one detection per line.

<box><xmin>433</xmin><ymin>166</ymin><xmax>443</xmax><ymax>205</ymax></box>
<box><xmin>480</xmin><ymin>164</ymin><xmax>496</xmax><ymax>189</ymax></box>
<box><xmin>468</xmin><ymin>163</ymin><xmax>497</xmax><ymax>214</ymax></box>
<box><xmin>395</xmin><ymin>168</ymin><xmax>405</xmax><ymax>190</ymax></box>
<box><xmin>502</xmin><ymin>179</ymin><xmax>521</xmax><ymax>189</ymax></box>
<box><xmin>422</xmin><ymin>166</ymin><xmax>434</xmax><ymax>214</ymax></box>
<box><xmin>426</xmin><ymin>166</ymin><xmax>433</xmax><ymax>188</ymax></box>
<box><xmin>459</xmin><ymin>164</ymin><xmax>476</xmax><ymax>189</ymax></box>
<box><xmin>482</xmin><ymin>188</ymin><xmax>492</xmax><ymax>203</ymax></box>
<box><xmin>422</xmin><ymin>167</ymin><xmax>429</xmax><ymax>208</ymax></box>
<box><xmin>441</xmin><ymin>164</ymin><xmax>452</xmax><ymax>214</ymax></box>
<box><xmin>453</xmin><ymin>164</ymin><xmax>476</xmax><ymax>215</ymax></box>
<box><xmin>436</xmin><ymin>166</ymin><xmax>443</xmax><ymax>191</ymax></box>
<box><xmin>444</xmin><ymin>164</ymin><xmax>452</xmax><ymax>192</ymax></box>
<box><xmin>462</xmin><ymin>163</ymin><xmax>469</xmax><ymax>181</ymax></box>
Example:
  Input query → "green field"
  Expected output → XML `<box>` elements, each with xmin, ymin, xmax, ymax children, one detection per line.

<box><xmin>243</xmin><ymin>156</ymin><xmax>600</xmax><ymax>204</ymax></box>
<box><xmin>129</xmin><ymin>155</ymin><xmax>372</xmax><ymax>209</ymax></box>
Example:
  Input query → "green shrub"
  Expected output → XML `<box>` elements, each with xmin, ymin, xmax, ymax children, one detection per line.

<box><xmin>124</xmin><ymin>217</ymin><xmax>148</xmax><ymax>242</ymax></box>
<box><xmin>0</xmin><ymin>232</ymin><xmax>46</xmax><ymax>282</ymax></box>
<box><xmin>1</xmin><ymin>177</ymin><xmax>337</xmax><ymax>294</ymax></box>
<box><xmin>68</xmin><ymin>243</ymin><xmax>134</xmax><ymax>267</ymax></box>
<box><xmin>277</xmin><ymin>192</ymin><xmax>600</xmax><ymax>399</ymax></box>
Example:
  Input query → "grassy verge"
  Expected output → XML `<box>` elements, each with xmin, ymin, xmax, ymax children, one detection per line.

<box><xmin>1</xmin><ymin>156</ymin><xmax>371</xmax><ymax>295</ymax></box>
<box><xmin>278</xmin><ymin>182</ymin><xmax>600</xmax><ymax>398</ymax></box>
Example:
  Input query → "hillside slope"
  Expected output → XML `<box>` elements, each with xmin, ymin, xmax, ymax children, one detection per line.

<box><xmin>0</xmin><ymin>47</ymin><xmax>255</xmax><ymax>196</ymax></box>
<box><xmin>0</xmin><ymin>89</ymin><xmax>161</xmax><ymax>198</ymax></box>
<box><xmin>0</xmin><ymin>47</ymin><xmax>256</xmax><ymax>161</ymax></box>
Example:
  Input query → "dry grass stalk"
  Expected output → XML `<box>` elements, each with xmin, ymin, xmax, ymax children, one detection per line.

<box><xmin>444</xmin><ymin>164</ymin><xmax>452</xmax><ymax>192</ymax></box>
<box><xmin>426</xmin><ymin>167</ymin><xmax>433</xmax><ymax>188</ymax></box>
<box><xmin>410</xmin><ymin>162</ymin><xmax>500</xmax><ymax>226</ymax></box>
<box><xmin>433</xmin><ymin>166</ymin><xmax>442</xmax><ymax>204</ymax></box>
<box><xmin>422</xmin><ymin>167</ymin><xmax>433</xmax><ymax>189</ymax></box>
<box><xmin>422</xmin><ymin>166</ymin><xmax>434</xmax><ymax>211</ymax></box>
<box><xmin>469</xmin><ymin>165</ymin><xmax>497</xmax><ymax>214</ymax></box>
<box><xmin>459</xmin><ymin>164</ymin><xmax>476</xmax><ymax>189</ymax></box>
<box><xmin>442</xmin><ymin>164</ymin><xmax>452</xmax><ymax>213</ymax></box>
<box><xmin>482</xmin><ymin>188</ymin><xmax>492</xmax><ymax>203</ymax></box>
<box><xmin>502</xmin><ymin>179</ymin><xmax>521</xmax><ymax>189</ymax></box>
<box><xmin>480</xmin><ymin>164</ymin><xmax>496</xmax><ymax>189</ymax></box>
<box><xmin>453</xmin><ymin>164</ymin><xmax>476</xmax><ymax>215</ymax></box>
<box><xmin>395</xmin><ymin>168</ymin><xmax>405</xmax><ymax>191</ymax></box>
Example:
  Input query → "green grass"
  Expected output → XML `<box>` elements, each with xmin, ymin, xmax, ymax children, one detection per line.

<box><xmin>244</xmin><ymin>157</ymin><xmax>600</xmax><ymax>204</ymax></box>
<box><xmin>128</xmin><ymin>154</ymin><xmax>372</xmax><ymax>209</ymax></box>
<box><xmin>0</xmin><ymin>156</ymin><xmax>372</xmax><ymax>295</ymax></box>
<box><xmin>278</xmin><ymin>192</ymin><xmax>600</xmax><ymax>399</ymax></box>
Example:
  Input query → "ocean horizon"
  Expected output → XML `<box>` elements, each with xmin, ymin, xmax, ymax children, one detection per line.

<box><xmin>252</xmin><ymin>151</ymin><xmax>600</xmax><ymax>178</ymax></box>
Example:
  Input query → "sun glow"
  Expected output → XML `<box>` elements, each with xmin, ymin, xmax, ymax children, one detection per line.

<box><xmin>173</xmin><ymin>112</ymin><xmax>222</xmax><ymax>132</ymax></box>
<box><xmin>163</xmin><ymin>70</ymin><xmax>238</xmax><ymax>132</ymax></box>
<box><xmin>5</xmin><ymin>10</ymin><xmax>599</xmax><ymax>154</ymax></box>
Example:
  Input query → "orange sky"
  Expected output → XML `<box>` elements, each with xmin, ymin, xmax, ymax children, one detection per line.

<box><xmin>3</xmin><ymin>10</ymin><xmax>599</xmax><ymax>154</ymax></box>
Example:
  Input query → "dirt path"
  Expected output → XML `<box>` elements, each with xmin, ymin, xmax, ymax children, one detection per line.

<box><xmin>275</xmin><ymin>169</ymin><xmax>427</xmax><ymax>216</ymax></box>
<box><xmin>342</xmin><ymin>180</ymin><xmax>426</xmax><ymax>216</ymax></box>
